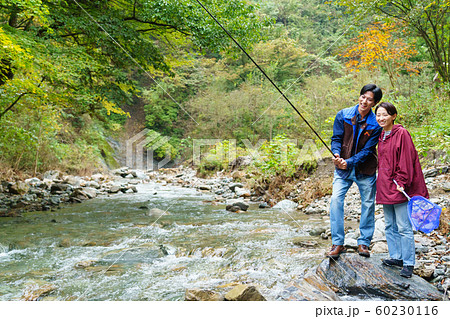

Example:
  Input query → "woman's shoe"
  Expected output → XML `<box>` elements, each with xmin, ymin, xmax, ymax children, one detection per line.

<box><xmin>400</xmin><ymin>265</ymin><xmax>414</xmax><ymax>278</ymax></box>
<box><xmin>382</xmin><ymin>259</ymin><xmax>403</xmax><ymax>268</ymax></box>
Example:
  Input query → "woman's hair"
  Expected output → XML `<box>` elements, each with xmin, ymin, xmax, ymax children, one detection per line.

<box><xmin>375</xmin><ymin>102</ymin><xmax>398</xmax><ymax>118</ymax></box>
<box><xmin>360</xmin><ymin>84</ymin><xmax>383</xmax><ymax>104</ymax></box>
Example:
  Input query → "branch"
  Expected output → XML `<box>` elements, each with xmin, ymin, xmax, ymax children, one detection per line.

<box><xmin>0</xmin><ymin>77</ymin><xmax>46</xmax><ymax>120</ymax></box>
<box><xmin>123</xmin><ymin>16</ymin><xmax>190</xmax><ymax>35</ymax></box>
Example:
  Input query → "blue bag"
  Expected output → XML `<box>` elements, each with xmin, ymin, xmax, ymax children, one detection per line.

<box><xmin>393</xmin><ymin>180</ymin><xmax>442</xmax><ymax>233</ymax></box>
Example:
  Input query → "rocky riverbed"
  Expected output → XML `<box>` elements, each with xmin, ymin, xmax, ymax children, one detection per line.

<box><xmin>1</xmin><ymin>164</ymin><xmax>449</xmax><ymax>300</ymax></box>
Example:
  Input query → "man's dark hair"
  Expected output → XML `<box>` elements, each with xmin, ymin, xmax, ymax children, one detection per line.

<box><xmin>375</xmin><ymin>102</ymin><xmax>397</xmax><ymax>118</ymax></box>
<box><xmin>360</xmin><ymin>84</ymin><xmax>383</xmax><ymax>104</ymax></box>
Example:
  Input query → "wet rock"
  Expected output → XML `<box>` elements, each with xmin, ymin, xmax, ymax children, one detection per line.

<box><xmin>226</xmin><ymin>205</ymin><xmax>241</xmax><ymax>212</ymax></box>
<box><xmin>185</xmin><ymin>289</ymin><xmax>224</xmax><ymax>301</ymax></box>
<box><xmin>58</xmin><ymin>239</ymin><xmax>72</xmax><ymax>247</ymax></box>
<box><xmin>224</xmin><ymin>284</ymin><xmax>266</xmax><ymax>301</ymax></box>
<box><xmin>21</xmin><ymin>283</ymin><xmax>57</xmax><ymax>301</ymax></box>
<box><xmin>309</xmin><ymin>227</ymin><xmax>327</xmax><ymax>237</ymax></box>
<box><xmin>226</xmin><ymin>201</ymin><xmax>249</xmax><ymax>211</ymax></box>
<box><xmin>273</xmin><ymin>199</ymin><xmax>297</xmax><ymax>211</ymax></box>
<box><xmin>259</xmin><ymin>202</ymin><xmax>269</xmax><ymax>209</ymax></box>
<box><xmin>316</xmin><ymin>253</ymin><xmax>444</xmax><ymax>300</ymax></box>
<box><xmin>292</xmin><ymin>238</ymin><xmax>318</xmax><ymax>248</ymax></box>
<box><xmin>75</xmin><ymin>260</ymin><xmax>96</xmax><ymax>269</ymax></box>
<box><xmin>198</xmin><ymin>185</ymin><xmax>212</xmax><ymax>191</ymax></box>
<box><xmin>278</xmin><ymin>272</ymin><xmax>340</xmax><ymax>301</ymax></box>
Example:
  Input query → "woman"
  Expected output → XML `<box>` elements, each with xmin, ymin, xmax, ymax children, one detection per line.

<box><xmin>375</xmin><ymin>102</ymin><xmax>429</xmax><ymax>278</ymax></box>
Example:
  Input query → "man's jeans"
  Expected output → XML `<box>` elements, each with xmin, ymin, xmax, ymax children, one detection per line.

<box><xmin>329</xmin><ymin>168</ymin><xmax>376</xmax><ymax>246</ymax></box>
<box><xmin>383</xmin><ymin>202</ymin><xmax>415</xmax><ymax>266</ymax></box>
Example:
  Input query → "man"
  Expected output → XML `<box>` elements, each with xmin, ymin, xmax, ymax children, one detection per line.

<box><xmin>327</xmin><ymin>84</ymin><xmax>383</xmax><ymax>259</ymax></box>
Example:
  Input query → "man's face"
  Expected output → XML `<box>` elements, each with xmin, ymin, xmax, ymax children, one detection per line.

<box><xmin>358</xmin><ymin>91</ymin><xmax>376</xmax><ymax>116</ymax></box>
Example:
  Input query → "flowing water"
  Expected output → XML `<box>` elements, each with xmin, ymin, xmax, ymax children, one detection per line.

<box><xmin>0</xmin><ymin>182</ymin><xmax>331</xmax><ymax>300</ymax></box>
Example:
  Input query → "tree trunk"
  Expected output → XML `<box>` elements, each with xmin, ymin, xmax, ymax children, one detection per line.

<box><xmin>8</xmin><ymin>7</ymin><xmax>19</xmax><ymax>28</ymax></box>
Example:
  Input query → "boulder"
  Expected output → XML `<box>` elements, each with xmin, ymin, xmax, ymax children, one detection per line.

<box><xmin>50</xmin><ymin>183</ymin><xmax>72</xmax><ymax>194</ymax></box>
<box><xmin>108</xmin><ymin>185</ymin><xmax>121</xmax><ymax>194</ymax></box>
<box><xmin>82</xmin><ymin>187</ymin><xmax>98</xmax><ymax>199</ymax></box>
<box><xmin>259</xmin><ymin>202</ymin><xmax>270</xmax><ymax>209</ymax></box>
<box><xmin>234</xmin><ymin>187</ymin><xmax>251</xmax><ymax>197</ymax></box>
<box><xmin>9</xmin><ymin>181</ymin><xmax>30</xmax><ymax>195</ymax></box>
<box><xmin>304</xmin><ymin>204</ymin><xmax>326</xmax><ymax>215</ymax></box>
<box><xmin>185</xmin><ymin>289</ymin><xmax>224</xmax><ymax>301</ymax></box>
<box><xmin>25</xmin><ymin>177</ymin><xmax>41</xmax><ymax>186</ymax></box>
<box><xmin>273</xmin><ymin>199</ymin><xmax>297</xmax><ymax>211</ymax></box>
<box><xmin>43</xmin><ymin>170</ymin><xmax>61</xmax><ymax>181</ymax></box>
<box><xmin>316</xmin><ymin>253</ymin><xmax>444</xmax><ymax>300</ymax></box>
<box><xmin>292</xmin><ymin>238</ymin><xmax>318</xmax><ymax>248</ymax></box>
<box><xmin>64</xmin><ymin>175</ymin><xmax>82</xmax><ymax>187</ymax></box>
<box><xmin>442</xmin><ymin>182</ymin><xmax>450</xmax><ymax>192</ymax></box>
<box><xmin>226</xmin><ymin>205</ymin><xmax>241</xmax><ymax>213</ymax></box>
<box><xmin>229</xmin><ymin>183</ymin><xmax>244</xmax><ymax>192</ymax></box>
<box><xmin>414</xmin><ymin>264</ymin><xmax>435</xmax><ymax>280</ymax></box>
<box><xmin>226</xmin><ymin>201</ymin><xmax>249</xmax><ymax>211</ymax></box>
<box><xmin>371</xmin><ymin>241</ymin><xmax>389</xmax><ymax>254</ymax></box>
<box><xmin>224</xmin><ymin>284</ymin><xmax>266</xmax><ymax>301</ymax></box>
<box><xmin>309</xmin><ymin>227</ymin><xmax>327</xmax><ymax>237</ymax></box>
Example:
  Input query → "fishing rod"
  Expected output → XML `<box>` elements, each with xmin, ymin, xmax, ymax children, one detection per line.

<box><xmin>194</xmin><ymin>0</ymin><xmax>335</xmax><ymax>157</ymax></box>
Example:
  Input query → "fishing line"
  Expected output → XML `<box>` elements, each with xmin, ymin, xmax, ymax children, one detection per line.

<box><xmin>194</xmin><ymin>0</ymin><xmax>335</xmax><ymax>157</ymax></box>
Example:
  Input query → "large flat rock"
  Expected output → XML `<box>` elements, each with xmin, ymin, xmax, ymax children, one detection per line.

<box><xmin>316</xmin><ymin>253</ymin><xmax>444</xmax><ymax>300</ymax></box>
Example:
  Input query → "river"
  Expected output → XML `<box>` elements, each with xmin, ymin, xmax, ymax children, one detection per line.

<box><xmin>0</xmin><ymin>181</ymin><xmax>331</xmax><ymax>300</ymax></box>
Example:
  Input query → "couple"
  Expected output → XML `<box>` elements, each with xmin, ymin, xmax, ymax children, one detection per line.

<box><xmin>326</xmin><ymin>84</ymin><xmax>429</xmax><ymax>279</ymax></box>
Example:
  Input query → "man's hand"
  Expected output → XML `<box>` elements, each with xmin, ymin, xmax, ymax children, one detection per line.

<box><xmin>332</xmin><ymin>154</ymin><xmax>348</xmax><ymax>170</ymax></box>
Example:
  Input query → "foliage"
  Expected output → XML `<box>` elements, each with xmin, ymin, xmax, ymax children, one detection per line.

<box><xmin>197</xmin><ymin>140</ymin><xmax>247</xmax><ymax>175</ymax></box>
<box><xmin>393</xmin><ymin>87</ymin><xmax>450</xmax><ymax>161</ymax></box>
<box><xmin>0</xmin><ymin>0</ymin><xmax>268</xmax><ymax>174</ymax></box>
<box><xmin>340</xmin><ymin>22</ymin><xmax>421</xmax><ymax>89</ymax></box>
<box><xmin>335</xmin><ymin>0</ymin><xmax>450</xmax><ymax>84</ymax></box>
<box><xmin>252</xmin><ymin>134</ymin><xmax>300</xmax><ymax>177</ymax></box>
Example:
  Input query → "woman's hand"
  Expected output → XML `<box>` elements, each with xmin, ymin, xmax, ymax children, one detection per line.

<box><xmin>396</xmin><ymin>184</ymin><xmax>404</xmax><ymax>192</ymax></box>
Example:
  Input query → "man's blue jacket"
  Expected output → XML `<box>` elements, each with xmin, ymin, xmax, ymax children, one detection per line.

<box><xmin>331</xmin><ymin>104</ymin><xmax>382</xmax><ymax>178</ymax></box>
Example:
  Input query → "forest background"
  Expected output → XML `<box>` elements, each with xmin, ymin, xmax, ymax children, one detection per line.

<box><xmin>1</xmin><ymin>0</ymin><xmax>449</xmax><ymax>181</ymax></box>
